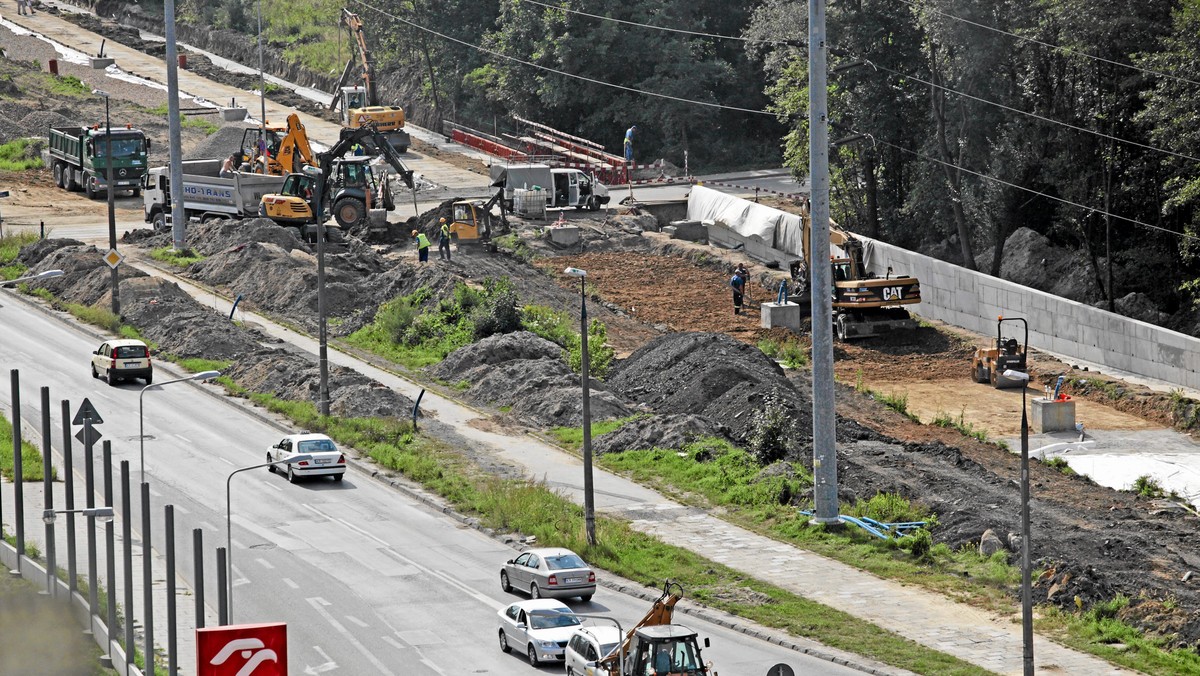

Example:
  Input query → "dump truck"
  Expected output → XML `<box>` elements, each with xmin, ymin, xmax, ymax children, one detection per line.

<box><xmin>47</xmin><ymin>125</ymin><xmax>150</xmax><ymax>199</ymax></box>
<box><xmin>141</xmin><ymin>160</ymin><xmax>286</xmax><ymax>230</ymax></box>
<box><xmin>488</xmin><ymin>163</ymin><xmax>609</xmax><ymax>212</ymax></box>
<box><xmin>591</xmin><ymin>581</ymin><xmax>715</xmax><ymax>676</ymax></box>
<box><xmin>972</xmin><ymin>316</ymin><xmax>1029</xmax><ymax>388</ymax></box>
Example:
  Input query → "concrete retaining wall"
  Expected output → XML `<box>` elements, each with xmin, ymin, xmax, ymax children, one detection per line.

<box><xmin>862</xmin><ymin>238</ymin><xmax>1200</xmax><ymax>390</ymax></box>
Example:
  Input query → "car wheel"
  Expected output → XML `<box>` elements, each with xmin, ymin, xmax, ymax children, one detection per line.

<box><xmin>527</xmin><ymin>643</ymin><xmax>539</xmax><ymax>666</ymax></box>
<box><xmin>266</xmin><ymin>453</ymin><xmax>275</xmax><ymax>473</ymax></box>
<box><xmin>567</xmin><ymin>669</ymin><xmax>575</xmax><ymax>676</ymax></box>
<box><xmin>500</xmin><ymin>571</ymin><xmax>511</xmax><ymax>593</ymax></box>
<box><xmin>85</xmin><ymin>176</ymin><xmax>97</xmax><ymax>199</ymax></box>
<box><xmin>65</xmin><ymin>169</ymin><xmax>79</xmax><ymax>191</ymax></box>
<box><xmin>107</xmin><ymin>369</ymin><xmax>118</xmax><ymax>386</ymax></box>
<box><xmin>90</xmin><ymin>364</ymin><xmax>98</xmax><ymax>379</ymax></box>
<box><xmin>530</xmin><ymin>582</ymin><xmax>541</xmax><ymax>599</ymax></box>
<box><xmin>144</xmin><ymin>373</ymin><xmax>153</xmax><ymax>385</ymax></box>
<box><xmin>52</xmin><ymin>162</ymin><xmax>63</xmax><ymax>188</ymax></box>
<box><xmin>152</xmin><ymin>212</ymin><xmax>167</xmax><ymax>232</ymax></box>
<box><xmin>288</xmin><ymin>466</ymin><xmax>298</xmax><ymax>484</ymax></box>
<box><xmin>579</xmin><ymin>594</ymin><xmax>592</xmax><ymax>603</ymax></box>
<box><xmin>498</xmin><ymin>629</ymin><xmax>510</xmax><ymax>654</ymax></box>
<box><xmin>333</xmin><ymin>473</ymin><xmax>344</xmax><ymax>482</ymax></box>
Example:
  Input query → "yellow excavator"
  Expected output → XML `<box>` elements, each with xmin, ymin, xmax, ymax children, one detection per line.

<box><xmin>329</xmin><ymin>9</ymin><xmax>411</xmax><ymax>153</ymax></box>
<box><xmin>239</xmin><ymin>113</ymin><xmax>316</xmax><ymax>176</ymax></box>
<box><xmin>789</xmin><ymin>214</ymin><xmax>922</xmax><ymax>340</ymax></box>
<box><xmin>591</xmin><ymin>581</ymin><xmax>715</xmax><ymax>676</ymax></box>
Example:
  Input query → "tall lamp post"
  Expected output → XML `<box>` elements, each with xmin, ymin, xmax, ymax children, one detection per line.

<box><xmin>302</xmin><ymin>165</ymin><xmax>330</xmax><ymax>415</ymax></box>
<box><xmin>225</xmin><ymin>455</ymin><xmax>312</xmax><ymax>622</ymax></box>
<box><xmin>1004</xmin><ymin>368</ymin><xmax>1034</xmax><ymax>676</ymax></box>
<box><xmin>257</xmin><ymin>0</ymin><xmax>267</xmax><ymax>172</ymax></box>
<box><xmin>0</xmin><ymin>269</ymin><xmax>63</xmax><ymax>288</ymax></box>
<box><xmin>563</xmin><ymin>267</ymin><xmax>596</xmax><ymax>546</ymax></box>
<box><xmin>138</xmin><ymin>370</ymin><xmax>222</xmax><ymax>478</ymax></box>
<box><xmin>92</xmin><ymin>89</ymin><xmax>119</xmax><ymax>317</ymax></box>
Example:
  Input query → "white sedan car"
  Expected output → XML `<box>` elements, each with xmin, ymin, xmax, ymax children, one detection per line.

<box><xmin>497</xmin><ymin>598</ymin><xmax>582</xmax><ymax>667</ymax></box>
<box><xmin>266</xmin><ymin>433</ymin><xmax>346</xmax><ymax>483</ymax></box>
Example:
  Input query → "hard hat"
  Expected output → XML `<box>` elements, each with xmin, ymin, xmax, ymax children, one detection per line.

<box><xmin>411</xmin><ymin>229</ymin><xmax>419</xmax><ymax>236</ymax></box>
<box><xmin>439</xmin><ymin>217</ymin><xmax>446</xmax><ymax>223</ymax></box>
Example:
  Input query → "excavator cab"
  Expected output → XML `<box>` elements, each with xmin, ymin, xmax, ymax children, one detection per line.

<box><xmin>240</xmin><ymin>114</ymin><xmax>315</xmax><ymax>176</ymax></box>
<box><xmin>449</xmin><ymin>201</ymin><xmax>491</xmax><ymax>246</ymax></box>
<box><xmin>625</xmin><ymin>626</ymin><xmax>711</xmax><ymax>676</ymax></box>
<box><xmin>971</xmin><ymin>316</ymin><xmax>1029</xmax><ymax>388</ymax></box>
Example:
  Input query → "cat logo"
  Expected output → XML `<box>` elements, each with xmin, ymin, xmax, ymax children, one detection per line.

<box><xmin>881</xmin><ymin>286</ymin><xmax>905</xmax><ymax>301</ymax></box>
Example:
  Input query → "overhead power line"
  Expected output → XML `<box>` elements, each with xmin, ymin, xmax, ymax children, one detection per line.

<box><xmin>353</xmin><ymin>0</ymin><xmax>776</xmax><ymax>116</ymax></box>
<box><xmin>856</xmin><ymin>130</ymin><xmax>1198</xmax><ymax>242</ymax></box>
<box><xmin>895</xmin><ymin>0</ymin><xmax>1200</xmax><ymax>90</ymax></box>
<box><xmin>518</xmin><ymin>0</ymin><xmax>794</xmax><ymax>45</ymax></box>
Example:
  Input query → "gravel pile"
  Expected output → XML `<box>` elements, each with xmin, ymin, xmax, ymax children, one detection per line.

<box><xmin>592</xmin><ymin>413</ymin><xmax>724</xmax><ymax>455</ymax></box>
<box><xmin>224</xmin><ymin>350</ymin><xmax>413</xmax><ymax>419</ymax></box>
<box><xmin>431</xmin><ymin>331</ymin><xmax>630</xmax><ymax>428</ymax></box>
<box><xmin>606</xmin><ymin>332</ymin><xmax>812</xmax><ymax>443</ymax></box>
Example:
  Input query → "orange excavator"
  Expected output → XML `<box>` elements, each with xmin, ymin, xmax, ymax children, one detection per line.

<box><xmin>593</xmin><ymin>581</ymin><xmax>715</xmax><ymax>676</ymax></box>
<box><xmin>239</xmin><ymin>113</ymin><xmax>316</xmax><ymax>176</ymax></box>
<box><xmin>328</xmin><ymin>9</ymin><xmax>411</xmax><ymax>153</ymax></box>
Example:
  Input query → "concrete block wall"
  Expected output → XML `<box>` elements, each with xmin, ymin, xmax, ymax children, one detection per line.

<box><xmin>861</xmin><ymin>238</ymin><xmax>1200</xmax><ymax>391</ymax></box>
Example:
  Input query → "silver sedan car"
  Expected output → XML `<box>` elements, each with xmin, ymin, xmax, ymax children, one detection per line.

<box><xmin>500</xmin><ymin>547</ymin><xmax>596</xmax><ymax>602</ymax></box>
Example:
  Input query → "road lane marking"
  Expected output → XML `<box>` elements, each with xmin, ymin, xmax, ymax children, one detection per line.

<box><xmin>283</xmin><ymin>577</ymin><xmax>299</xmax><ymax>589</ymax></box>
<box><xmin>172</xmin><ymin>505</ymin><xmax>189</xmax><ymax>514</ymax></box>
<box><xmin>304</xmin><ymin>645</ymin><xmax>338</xmax><ymax>674</ymax></box>
<box><xmin>232</xmin><ymin>563</ymin><xmax>249</xmax><ymax>587</ymax></box>
<box><xmin>380</xmin><ymin>635</ymin><xmax>406</xmax><ymax>651</ymax></box>
<box><xmin>174</xmin><ymin>434</ymin><xmax>191</xmax><ymax>443</ymax></box>
<box><xmin>306</xmin><ymin>597</ymin><xmax>396</xmax><ymax>676</ymax></box>
<box><xmin>379</xmin><ymin>547</ymin><xmax>504</xmax><ymax>611</ymax></box>
<box><xmin>346</xmin><ymin>615</ymin><xmax>368</xmax><ymax>628</ymax></box>
<box><xmin>217</xmin><ymin>456</ymin><xmax>234</xmax><ymax>466</ymax></box>
<box><xmin>261</xmin><ymin>479</ymin><xmax>282</xmax><ymax>492</ymax></box>
<box><xmin>198</xmin><ymin>521</ymin><xmax>217</xmax><ymax>532</ymax></box>
<box><xmin>256</xmin><ymin>557</ymin><xmax>274</xmax><ymax>570</ymax></box>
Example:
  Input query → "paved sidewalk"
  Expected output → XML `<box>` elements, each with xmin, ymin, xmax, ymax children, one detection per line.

<box><xmin>134</xmin><ymin>262</ymin><xmax>1136</xmax><ymax>676</ymax></box>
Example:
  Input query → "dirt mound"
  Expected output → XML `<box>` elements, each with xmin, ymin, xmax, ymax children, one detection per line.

<box><xmin>431</xmin><ymin>331</ymin><xmax>630</xmax><ymax>427</ymax></box>
<box><xmin>607</xmin><ymin>332</ymin><xmax>811</xmax><ymax>443</ymax></box>
<box><xmin>185</xmin><ymin>125</ymin><xmax>249</xmax><ymax>162</ymax></box>
<box><xmin>19</xmin><ymin>110</ymin><xmax>80</xmax><ymax>138</ymax></box>
<box><xmin>118</xmin><ymin>277</ymin><xmax>267</xmax><ymax>360</ymax></box>
<box><xmin>593</xmin><ymin>413</ymin><xmax>724</xmax><ymax>455</ymax></box>
<box><xmin>224</xmin><ymin>349</ymin><xmax>412</xmax><ymax>418</ymax></box>
<box><xmin>20</xmin><ymin>242</ymin><xmax>147</xmax><ymax>308</ymax></box>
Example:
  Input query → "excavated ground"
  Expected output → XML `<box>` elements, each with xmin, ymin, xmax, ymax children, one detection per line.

<box><xmin>15</xmin><ymin>204</ymin><xmax>1200</xmax><ymax>648</ymax></box>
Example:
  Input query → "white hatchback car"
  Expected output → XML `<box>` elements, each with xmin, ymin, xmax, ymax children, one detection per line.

<box><xmin>497</xmin><ymin>598</ymin><xmax>582</xmax><ymax>667</ymax></box>
<box><xmin>565</xmin><ymin>625</ymin><xmax>622</xmax><ymax>676</ymax></box>
<box><xmin>91</xmin><ymin>339</ymin><xmax>153</xmax><ymax>386</ymax></box>
<box><xmin>266</xmin><ymin>433</ymin><xmax>346</xmax><ymax>483</ymax></box>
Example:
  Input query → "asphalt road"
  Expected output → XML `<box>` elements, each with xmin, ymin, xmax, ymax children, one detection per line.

<box><xmin>0</xmin><ymin>291</ymin><xmax>865</xmax><ymax>675</ymax></box>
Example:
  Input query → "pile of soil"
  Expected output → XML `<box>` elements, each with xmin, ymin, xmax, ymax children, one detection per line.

<box><xmin>15</xmin><ymin>241</ymin><xmax>412</xmax><ymax>418</ymax></box>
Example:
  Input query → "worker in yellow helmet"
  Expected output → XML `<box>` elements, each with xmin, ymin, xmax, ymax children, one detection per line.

<box><xmin>438</xmin><ymin>217</ymin><xmax>452</xmax><ymax>261</ymax></box>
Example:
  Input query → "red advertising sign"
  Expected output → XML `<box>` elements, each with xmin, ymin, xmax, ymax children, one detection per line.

<box><xmin>197</xmin><ymin>622</ymin><xmax>288</xmax><ymax>676</ymax></box>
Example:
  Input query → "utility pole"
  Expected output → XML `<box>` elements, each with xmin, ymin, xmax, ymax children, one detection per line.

<box><xmin>808</xmin><ymin>0</ymin><xmax>839</xmax><ymax>525</ymax></box>
<box><xmin>164</xmin><ymin>0</ymin><xmax>187</xmax><ymax>250</ymax></box>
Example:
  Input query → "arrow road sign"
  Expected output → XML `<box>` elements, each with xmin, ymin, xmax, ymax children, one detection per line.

<box><xmin>75</xmin><ymin>425</ymin><xmax>103</xmax><ymax>447</ymax></box>
<box><xmin>72</xmin><ymin>398</ymin><xmax>104</xmax><ymax>425</ymax></box>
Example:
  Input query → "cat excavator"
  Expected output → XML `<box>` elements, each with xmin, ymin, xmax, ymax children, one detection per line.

<box><xmin>258</xmin><ymin>123</ymin><xmax>416</xmax><ymax>239</ymax></box>
<box><xmin>328</xmin><ymin>9</ymin><xmax>411</xmax><ymax>153</ymax></box>
<box><xmin>788</xmin><ymin>214</ymin><xmax>922</xmax><ymax>340</ymax></box>
<box><xmin>590</xmin><ymin>581</ymin><xmax>715</xmax><ymax>676</ymax></box>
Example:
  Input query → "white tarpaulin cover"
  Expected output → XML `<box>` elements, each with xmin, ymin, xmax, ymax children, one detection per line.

<box><xmin>687</xmin><ymin>185</ymin><xmax>806</xmax><ymax>257</ymax></box>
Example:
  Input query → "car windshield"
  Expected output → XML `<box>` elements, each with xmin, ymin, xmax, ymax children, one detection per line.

<box><xmin>599</xmin><ymin>642</ymin><xmax>619</xmax><ymax>658</ymax></box>
<box><xmin>544</xmin><ymin>554</ymin><xmax>587</xmax><ymax>570</ymax></box>
<box><xmin>94</xmin><ymin>137</ymin><xmax>144</xmax><ymax>158</ymax></box>
<box><xmin>530</xmin><ymin>611</ymin><xmax>581</xmax><ymax>630</ymax></box>
<box><xmin>297</xmin><ymin>439</ymin><xmax>336</xmax><ymax>453</ymax></box>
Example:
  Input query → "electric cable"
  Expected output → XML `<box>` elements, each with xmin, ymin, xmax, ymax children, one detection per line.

<box><xmin>518</xmin><ymin>0</ymin><xmax>794</xmax><ymax>45</ymax></box>
<box><xmin>353</xmin><ymin>0</ymin><xmax>777</xmax><ymax>116</ymax></box>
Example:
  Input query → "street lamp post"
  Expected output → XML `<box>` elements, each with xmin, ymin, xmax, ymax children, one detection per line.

<box><xmin>563</xmin><ymin>267</ymin><xmax>596</xmax><ymax>546</ymax></box>
<box><xmin>42</xmin><ymin>507</ymin><xmax>114</xmax><ymax>597</ymax></box>
<box><xmin>1004</xmin><ymin>368</ymin><xmax>1034</xmax><ymax>676</ymax></box>
<box><xmin>0</xmin><ymin>269</ymin><xmax>63</xmax><ymax>288</ymax></box>
<box><xmin>302</xmin><ymin>165</ymin><xmax>330</xmax><ymax>415</ymax></box>
<box><xmin>92</xmin><ymin>89</ymin><xmax>119</xmax><ymax>317</ymax></box>
<box><xmin>225</xmin><ymin>455</ymin><xmax>312</xmax><ymax>622</ymax></box>
<box><xmin>138</xmin><ymin>370</ymin><xmax>222</xmax><ymax>478</ymax></box>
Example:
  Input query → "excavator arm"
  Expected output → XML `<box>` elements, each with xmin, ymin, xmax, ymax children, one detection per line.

<box><xmin>341</xmin><ymin>9</ymin><xmax>377</xmax><ymax>105</ymax></box>
<box><xmin>274</xmin><ymin>113</ymin><xmax>316</xmax><ymax>176</ymax></box>
<box><xmin>596</xmin><ymin>581</ymin><xmax>683</xmax><ymax>675</ymax></box>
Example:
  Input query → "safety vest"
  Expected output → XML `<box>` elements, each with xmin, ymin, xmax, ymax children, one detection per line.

<box><xmin>440</xmin><ymin>223</ymin><xmax>450</xmax><ymax>239</ymax></box>
<box><xmin>416</xmin><ymin>233</ymin><xmax>431</xmax><ymax>249</ymax></box>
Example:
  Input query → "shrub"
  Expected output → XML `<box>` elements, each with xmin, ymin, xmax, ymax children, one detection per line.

<box><xmin>471</xmin><ymin>277</ymin><xmax>521</xmax><ymax>338</ymax></box>
<box><xmin>747</xmin><ymin>393</ymin><xmax>800</xmax><ymax>464</ymax></box>
<box><xmin>567</xmin><ymin>319</ymin><xmax>615</xmax><ymax>379</ymax></box>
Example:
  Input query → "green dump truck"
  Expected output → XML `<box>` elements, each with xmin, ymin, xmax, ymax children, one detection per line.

<box><xmin>46</xmin><ymin>125</ymin><xmax>150</xmax><ymax>199</ymax></box>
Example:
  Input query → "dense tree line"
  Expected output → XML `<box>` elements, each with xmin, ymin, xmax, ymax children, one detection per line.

<box><xmin>135</xmin><ymin>0</ymin><xmax>1200</xmax><ymax>327</ymax></box>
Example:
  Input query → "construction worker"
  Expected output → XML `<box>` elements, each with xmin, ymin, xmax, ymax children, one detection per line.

<box><xmin>438</xmin><ymin>217</ymin><xmax>452</xmax><ymax>261</ymax></box>
<box><xmin>730</xmin><ymin>268</ymin><xmax>746</xmax><ymax>315</ymax></box>
<box><xmin>412</xmin><ymin>229</ymin><xmax>431</xmax><ymax>263</ymax></box>
<box><xmin>624</xmin><ymin>125</ymin><xmax>637</xmax><ymax>164</ymax></box>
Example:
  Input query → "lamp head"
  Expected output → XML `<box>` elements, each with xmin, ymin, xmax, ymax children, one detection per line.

<box><xmin>563</xmin><ymin>267</ymin><xmax>587</xmax><ymax>278</ymax></box>
<box><xmin>43</xmin><ymin>509</ymin><xmax>57</xmax><ymax>525</ymax></box>
<box><xmin>36</xmin><ymin>269</ymin><xmax>64</xmax><ymax>280</ymax></box>
<box><xmin>92</xmin><ymin>89</ymin><xmax>110</xmax><ymax>98</ymax></box>
<box><xmin>193</xmin><ymin>370</ymin><xmax>221</xmax><ymax>381</ymax></box>
<box><xmin>281</xmin><ymin>454</ymin><xmax>313</xmax><ymax>465</ymax></box>
<box><xmin>85</xmin><ymin>507</ymin><xmax>115</xmax><ymax>523</ymax></box>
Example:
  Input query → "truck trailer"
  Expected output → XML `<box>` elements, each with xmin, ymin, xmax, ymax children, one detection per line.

<box><xmin>47</xmin><ymin>125</ymin><xmax>150</xmax><ymax>199</ymax></box>
<box><xmin>142</xmin><ymin>160</ymin><xmax>286</xmax><ymax>230</ymax></box>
